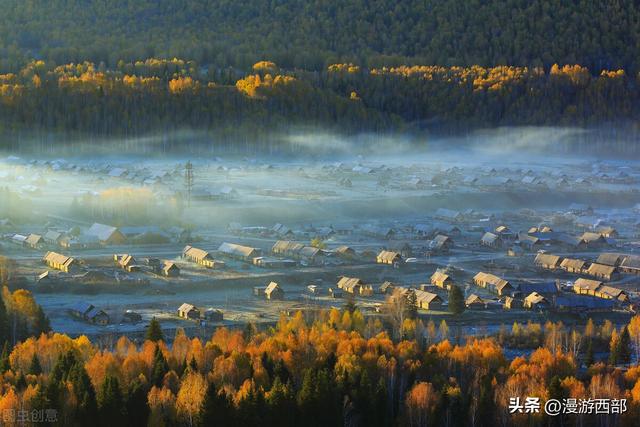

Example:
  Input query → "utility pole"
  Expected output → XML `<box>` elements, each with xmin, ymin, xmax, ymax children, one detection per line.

<box><xmin>185</xmin><ymin>160</ymin><xmax>194</xmax><ymax>207</ymax></box>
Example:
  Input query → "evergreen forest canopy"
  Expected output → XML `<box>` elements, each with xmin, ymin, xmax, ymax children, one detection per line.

<box><xmin>0</xmin><ymin>1</ymin><xmax>638</xmax><ymax>148</ymax></box>
<box><xmin>0</xmin><ymin>0</ymin><xmax>638</xmax><ymax>72</ymax></box>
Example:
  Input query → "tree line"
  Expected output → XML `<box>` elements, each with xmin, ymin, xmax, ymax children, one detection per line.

<box><xmin>0</xmin><ymin>300</ymin><xmax>638</xmax><ymax>426</ymax></box>
<box><xmin>0</xmin><ymin>1</ymin><xmax>638</xmax><ymax>73</ymax></box>
<box><xmin>1</xmin><ymin>59</ymin><xmax>640</xmax><ymax>151</ymax></box>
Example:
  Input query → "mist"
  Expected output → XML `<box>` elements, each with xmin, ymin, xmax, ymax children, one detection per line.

<box><xmin>1</xmin><ymin>125</ymin><xmax>639</xmax><ymax>232</ymax></box>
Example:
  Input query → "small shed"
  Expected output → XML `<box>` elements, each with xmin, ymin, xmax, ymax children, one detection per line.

<box><xmin>523</xmin><ymin>292</ymin><xmax>549</xmax><ymax>310</ymax></box>
<box><xmin>534</xmin><ymin>253</ymin><xmax>562</xmax><ymax>270</ymax></box>
<box><xmin>376</xmin><ymin>250</ymin><xmax>402</xmax><ymax>265</ymax></box>
<box><xmin>430</xmin><ymin>271</ymin><xmax>453</xmax><ymax>289</ymax></box>
<box><xmin>560</xmin><ymin>258</ymin><xmax>586</xmax><ymax>273</ymax></box>
<box><xmin>265</xmin><ymin>282</ymin><xmax>285</xmax><ymax>300</ymax></box>
<box><xmin>584</xmin><ymin>263</ymin><xmax>618</xmax><ymax>281</ymax></box>
<box><xmin>178</xmin><ymin>303</ymin><xmax>200</xmax><ymax>320</ymax></box>
<box><xmin>204</xmin><ymin>308</ymin><xmax>224</xmax><ymax>321</ymax></box>
<box><xmin>465</xmin><ymin>294</ymin><xmax>486</xmax><ymax>310</ymax></box>
<box><xmin>162</xmin><ymin>261</ymin><xmax>180</xmax><ymax>277</ymax></box>
<box><xmin>480</xmin><ymin>232</ymin><xmax>502</xmax><ymax>248</ymax></box>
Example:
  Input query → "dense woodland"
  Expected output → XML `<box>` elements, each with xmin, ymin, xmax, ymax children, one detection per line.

<box><xmin>0</xmin><ymin>59</ymin><xmax>638</xmax><ymax>150</ymax></box>
<box><xmin>0</xmin><ymin>292</ymin><xmax>637</xmax><ymax>426</ymax></box>
<box><xmin>0</xmin><ymin>1</ymin><xmax>638</xmax><ymax>72</ymax></box>
<box><xmin>0</xmin><ymin>1</ymin><xmax>636</xmax><ymax>146</ymax></box>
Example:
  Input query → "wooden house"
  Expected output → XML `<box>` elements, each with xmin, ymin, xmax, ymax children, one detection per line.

<box><xmin>218</xmin><ymin>242</ymin><xmax>261</xmax><ymax>260</ymax></box>
<box><xmin>265</xmin><ymin>282</ymin><xmax>285</xmax><ymax>300</ymax></box>
<box><xmin>162</xmin><ymin>261</ymin><xmax>180</xmax><ymax>277</ymax></box>
<box><xmin>473</xmin><ymin>272</ymin><xmax>513</xmax><ymax>296</ymax></box>
<box><xmin>415</xmin><ymin>290</ymin><xmax>443</xmax><ymax>310</ymax></box>
<box><xmin>534</xmin><ymin>253</ymin><xmax>562</xmax><ymax>270</ymax></box>
<box><xmin>480</xmin><ymin>232</ymin><xmax>502</xmax><ymax>248</ymax></box>
<box><xmin>178</xmin><ymin>303</ymin><xmax>200</xmax><ymax>320</ymax></box>
<box><xmin>43</xmin><ymin>251</ymin><xmax>77</xmax><ymax>273</ymax></box>
<box><xmin>523</xmin><ymin>292</ymin><xmax>549</xmax><ymax>310</ymax></box>
<box><xmin>86</xmin><ymin>223</ymin><xmax>126</xmax><ymax>245</ymax></box>
<box><xmin>465</xmin><ymin>294</ymin><xmax>486</xmax><ymax>310</ymax></box>
<box><xmin>584</xmin><ymin>263</ymin><xmax>618</xmax><ymax>281</ymax></box>
<box><xmin>430</xmin><ymin>271</ymin><xmax>453</xmax><ymax>289</ymax></box>
<box><xmin>560</xmin><ymin>258</ymin><xmax>586</xmax><ymax>273</ymax></box>
<box><xmin>376</xmin><ymin>250</ymin><xmax>402</xmax><ymax>265</ymax></box>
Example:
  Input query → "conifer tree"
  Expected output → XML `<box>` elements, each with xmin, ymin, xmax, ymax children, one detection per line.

<box><xmin>28</xmin><ymin>353</ymin><xmax>42</xmax><ymax>375</ymax></box>
<box><xmin>617</xmin><ymin>326</ymin><xmax>632</xmax><ymax>366</ymax></box>
<box><xmin>99</xmin><ymin>375</ymin><xmax>126</xmax><ymax>427</ymax></box>
<box><xmin>201</xmin><ymin>382</ymin><xmax>235</xmax><ymax>426</ymax></box>
<box><xmin>448</xmin><ymin>285</ymin><xmax>465</xmax><ymax>315</ymax></box>
<box><xmin>151</xmin><ymin>344</ymin><xmax>169</xmax><ymax>387</ymax></box>
<box><xmin>125</xmin><ymin>378</ymin><xmax>149</xmax><ymax>427</ymax></box>
<box><xmin>145</xmin><ymin>317</ymin><xmax>164</xmax><ymax>342</ymax></box>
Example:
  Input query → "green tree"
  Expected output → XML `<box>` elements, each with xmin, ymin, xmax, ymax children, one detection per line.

<box><xmin>584</xmin><ymin>338</ymin><xmax>594</xmax><ymax>367</ymax></box>
<box><xmin>125</xmin><ymin>378</ymin><xmax>149</xmax><ymax>427</ymax></box>
<box><xmin>99</xmin><ymin>375</ymin><xmax>126</xmax><ymax>427</ymax></box>
<box><xmin>0</xmin><ymin>297</ymin><xmax>8</xmax><ymax>344</ymax></box>
<box><xmin>617</xmin><ymin>326</ymin><xmax>632</xmax><ymax>366</ymax></box>
<box><xmin>28</xmin><ymin>353</ymin><xmax>42</xmax><ymax>375</ymax></box>
<box><xmin>236</xmin><ymin>381</ymin><xmax>267</xmax><ymax>426</ymax></box>
<box><xmin>200</xmin><ymin>382</ymin><xmax>235</xmax><ymax>426</ymax></box>
<box><xmin>68</xmin><ymin>362</ymin><xmax>98</xmax><ymax>425</ymax></box>
<box><xmin>448</xmin><ymin>285</ymin><xmax>465</xmax><ymax>315</ymax></box>
<box><xmin>0</xmin><ymin>341</ymin><xmax>10</xmax><ymax>372</ymax></box>
<box><xmin>476</xmin><ymin>374</ymin><xmax>495</xmax><ymax>427</ymax></box>
<box><xmin>150</xmin><ymin>344</ymin><xmax>169</xmax><ymax>387</ymax></box>
<box><xmin>145</xmin><ymin>317</ymin><xmax>164</xmax><ymax>342</ymax></box>
<box><xmin>266</xmin><ymin>378</ymin><xmax>296</xmax><ymax>427</ymax></box>
<box><xmin>405</xmin><ymin>290</ymin><xmax>418</xmax><ymax>320</ymax></box>
<box><xmin>33</xmin><ymin>306</ymin><xmax>51</xmax><ymax>335</ymax></box>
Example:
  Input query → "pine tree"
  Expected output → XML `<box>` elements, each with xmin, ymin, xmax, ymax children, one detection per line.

<box><xmin>125</xmin><ymin>378</ymin><xmax>149</xmax><ymax>427</ymax></box>
<box><xmin>28</xmin><ymin>353</ymin><xmax>42</xmax><ymax>375</ymax></box>
<box><xmin>273</xmin><ymin>358</ymin><xmax>291</xmax><ymax>384</ymax></box>
<box><xmin>150</xmin><ymin>344</ymin><xmax>169</xmax><ymax>387</ymax></box>
<box><xmin>98</xmin><ymin>375</ymin><xmax>126</xmax><ymax>427</ymax></box>
<box><xmin>584</xmin><ymin>338</ymin><xmax>594</xmax><ymax>367</ymax></box>
<box><xmin>373</xmin><ymin>378</ymin><xmax>388</xmax><ymax>427</ymax></box>
<box><xmin>145</xmin><ymin>317</ymin><xmax>164</xmax><ymax>342</ymax></box>
<box><xmin>243</xmin><ymin>322</ymin><xmax>257</xmax><ymax>340</ymax></box>
<box><xmin>201</xmin><ymin>382</ymin><xmax>235</xmax><ymax>426</ymax></box>
<box><xmin>47</xmin><ymin>350</ymin><xmax>79</xmax><ymax>415</ymax></box>
<box><xmin>50</xmin><ymin>350</ymin><xmax>78</xmax><ymax>383</ymax></box>
<box><xmin>548</xmin><ymin>376</ymin><xmax>566</xmax><ymax>427</ymax></box>
<box><xmin>477</xmin><ymin>374</ymin><xmax>495</xmax><ymax>427</ymax></box>
<box><xmin>266</xmin><ymin>377</ymin><xmax>296</xmax><ymax>427</ymax></box>
<box><xmin>68</xmin><ymin>362</ymin><xmax>98</xmax><ymax>425</ymax></box>
<box><xmin>189</xmin><ymin>355</ymin><xmax>198</xmax><ymax>373</ymax></box>
<box><xmin>0</xmin><ymin>341</ymin><xmax>10</xmax><ymax>372</ymax></box>
<box><xmin>405</xmin><ymin>290</ymin><xmax>418</xmax><ymax>320</ymax></box>
<box><xmin>617</xmin><ymin>326</ymin><xmax>632</xmax><ymax>366</ymax></box>
<box><xmin>33</xmin><ymin>306</ymin><xmax>51</xmax><ymax>336</ymax></box>
<box><xmin>448</xmin><ymin>285</ymin><xmax>465</xmax><ymax>315</ymax></box>
<box><xmin>0</xmin><ymin>297</ymin><xmax>8</xmax><ymax>344</ymax></box>
<box><xmin>236</xmin><ymin>382</ymin><xmax>266</xmax><ymax>426</ymax></box>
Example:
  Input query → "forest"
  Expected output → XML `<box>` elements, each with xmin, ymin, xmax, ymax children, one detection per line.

<box><xmin>0</xmin><ymin>1</ymin><xmax>638</xmax><ymax>72</ymax></box>
<box><xmin>0</xmin><ymin>289</ymin><xmax>638</xmax><ymax>427</ymax></box>
<box><xmin>0</xmin><ymin>1</ymin><xmax>635</xmax><ymax>147</ymax></box>
<box><xmin>0</xmin><ymin>58</ymin><xmax>639</xmax><ymax>150</ymax></box>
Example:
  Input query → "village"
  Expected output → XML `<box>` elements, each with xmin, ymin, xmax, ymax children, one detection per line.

<box><xmin>0</xmin><ymin>153</ymin><xmax>639</xmax><ymax>342</ymax></box>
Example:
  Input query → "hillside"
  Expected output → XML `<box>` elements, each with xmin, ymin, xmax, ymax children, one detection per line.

<box><xmin>0</xmin><ymin>0</ymin><xmax>638</xmax><ymax>72</ymax></box>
